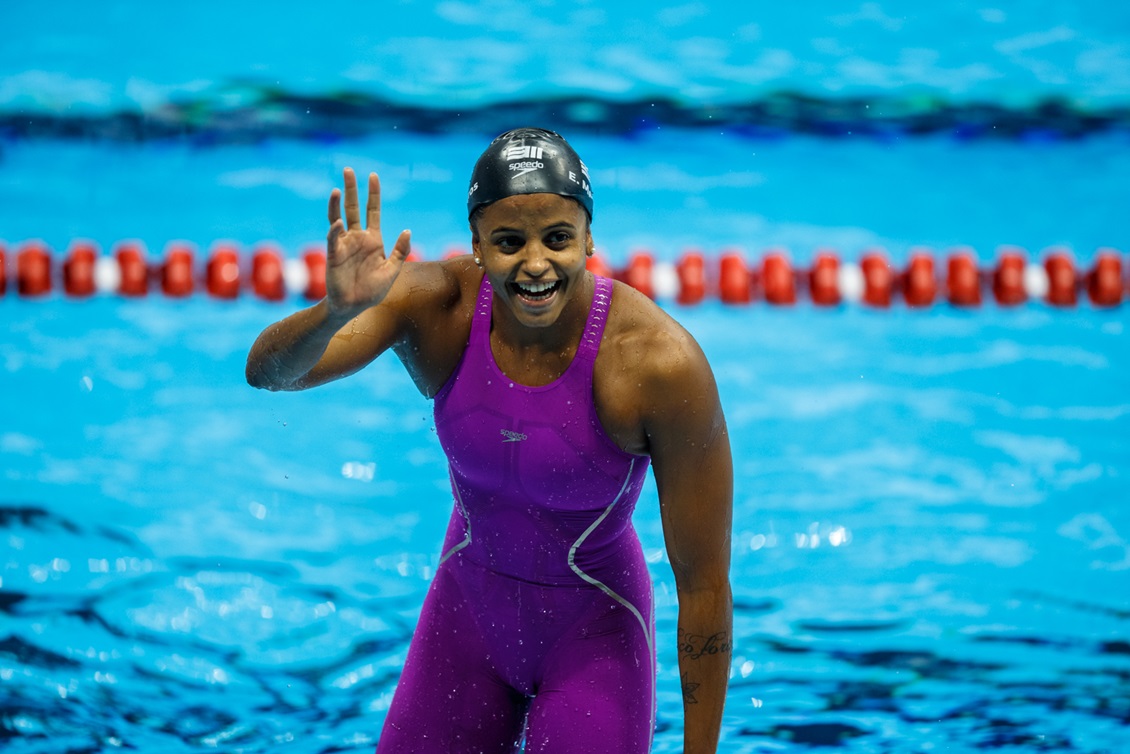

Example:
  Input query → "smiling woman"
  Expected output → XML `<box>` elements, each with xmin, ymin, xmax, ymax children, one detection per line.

<box><xmin>245</xmin><ymin>128</ymin><xmax>733</xmax><ymax>753</ymax></box>
<box><xmin>474</xmin><ymin>193</ymin><xmax>591</xmax><ymax>333</ymax></box>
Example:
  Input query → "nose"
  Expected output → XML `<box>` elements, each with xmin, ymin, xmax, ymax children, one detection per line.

<box><xmin>520</xmin><ymin>241</ymin><xmax>552</xmax><ymax>276</ymax></box>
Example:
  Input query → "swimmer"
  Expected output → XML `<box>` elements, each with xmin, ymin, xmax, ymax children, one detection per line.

<box><xmin>246</xmin><ymin>128</ymin><xmax>733</xmax><ymax>753</ymax></box>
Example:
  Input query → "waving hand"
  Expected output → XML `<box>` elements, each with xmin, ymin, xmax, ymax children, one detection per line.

<box><xmin>326</xmin><ymin>168</ymin><xmax>412</xmax><ymax>318</ymax></box>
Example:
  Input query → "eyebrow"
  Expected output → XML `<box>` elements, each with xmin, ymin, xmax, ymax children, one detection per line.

<box><xmin>490</xmin><ymin>222</ymin><xmax>578</xmax><ymax>235</ymax></box>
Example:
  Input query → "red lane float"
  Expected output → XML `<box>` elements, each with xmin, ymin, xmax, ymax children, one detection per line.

<box><xmin>621</xmin><ymin>251</ymin><xmax>655</xmax><ymax>299</ymax></box>
<box><xmin>302</xmin><ymin>247</ymin><xmax>327</xmax><ymax>300</ymax></box>
<box><xmin>162</xmin><ymin>244</ymin><xmax>195</xmax><ymax>297</ymax></box>
<box><xmin>6</xmin><ymin>240</ymin><xmax>1128</xmax><ymax>310</ymax></box>
<box><xmin>63</xmin><ymin>242</ymin><xmax>98</xmax><ymax>297</ymax></box>
<box><xmin>809</xmin><ymin>250</ymin><xmax>841</xmax><ymax>306</ymax></box>
<box><xmin>676</xmin><ymin>250</ymin><xmax>707</xmax><ymax>305</ymax></box>
<box><xmin>902</xmin><ymin>247</ymin><xmax>937</xmax><ymax>308</ymax></box>
<box><xmin>251</xmin><ymin>245</ymin><xmax>286</xmax><ymax>301</ymax></box>
<box><xmin>1087</xmin><ymin>248</ymin><xmax>1123</xmax><ymax>307</ymax></box>
<box><xmin>859</xmin><ymin>249</ymin><xmax>893</xmax><ymax>308</ymax></box>
<box><xmin>992</xmin><ymin>247</ymin><xmax>1027</xmax><ymax>306</ymax></box>
<box><xmin>1043</xmin><ymin>248</ymin><xmax>1077</xmax><ymax>307</ymax></box>
<box><xmin>718</xmin><ymin>251</ymin><xmax>752</xmax><ymax>304</ymax></box>
<box><xmin>115</xmin><ymin>242</ymin><xmax>149</xmax><ymax>296</ymax></box>
<box><xmin>945</xmin><ymin>247</ymin><xmax>981</xmax><ymax>307</ymax></box>
<box><xmin>762</xmin><ymin>250</ymin><xmax>797</xmax><ymax>305</ymax></box>
<box><xmin>586</xmin><ymin>252</ymin><xmax>615</xmax><ymax>279</ymax></box>
<box><xmin>17</xmin><ymin>243</ymin><xmax>52</xmax><ymax>297</ymax></box>
<box><xmin>206</xmin><ymin>244</ymin><xmax>241</xmax><ymax>299</ymax></box>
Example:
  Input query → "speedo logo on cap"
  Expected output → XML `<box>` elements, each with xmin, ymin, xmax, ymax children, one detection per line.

<box><xmin>509</xmin><ymin>160</ymin><xmax>543</xmax><ymax>177</ymax></box>
<box><xmin>505</xmin><ymin>145</ymin><xmax>545</xmax><ymax>160</ymax></box>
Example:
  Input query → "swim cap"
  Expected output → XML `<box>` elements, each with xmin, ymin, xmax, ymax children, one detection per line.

<box><xmin>467</xmin><ymin>127</ymin><xmax>593</xmax><ymax>220</ymax></box>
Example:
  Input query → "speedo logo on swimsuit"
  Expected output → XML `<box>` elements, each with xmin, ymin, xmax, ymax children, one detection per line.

<box><xmin>508</xmin><ymin>160</ymin><xmax>543</xmax><ymax>178</ymax></box>
<box><xmin>500</xmin><ymin>429</ymin><xmax>528</xmax><ymax>443</ymax></box>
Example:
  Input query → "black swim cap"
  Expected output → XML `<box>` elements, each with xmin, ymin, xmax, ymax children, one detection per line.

<box><xmin>467</xmin><ymin>127</ymin><xmax>593</xmax><ymax>220</ymax></box>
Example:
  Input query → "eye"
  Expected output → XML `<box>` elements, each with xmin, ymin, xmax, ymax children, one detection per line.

<box><xmin>545</xmin><ymin>230</ymin><xmax>573</xmax><ymax>247</ymax></box>
<box><xmin>493</xmin><ymin>234</ymin><xmax>523</xmax><ymax>252</ymax></box>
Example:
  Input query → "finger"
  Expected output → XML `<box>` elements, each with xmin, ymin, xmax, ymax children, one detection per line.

<box><xmin>327</xmin><ymin>187</ymin><xmax>341</xmax><ymax>227</ymax></box>
<box><xmin>326</xmin><ymin>218</ymin><xmax>345</xmax><ymax>261</ymax></box>
<box><xmin>343</xmin><ymin>168</ymin><xmax>361</xmax><ymax>229</ymax></box>
<box><xmin>389</xmin><ymin>229</ymin><xmax>412</xmax><ymax>263</ymax></box>
<box><xmin>366</xmin><ymin>172</ymin><xmax>382</xmax><ymax>231</ymax></box>
<box><xmin>381</xmin><ymin>229</ymin><xmax>412</xmax><ymax>280</ymax></box>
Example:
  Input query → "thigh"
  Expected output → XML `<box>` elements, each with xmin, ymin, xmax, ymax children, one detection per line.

<box><xmin>524</xmin><ymin>599</ymin><xmax>656</xmax><ymax>754</ymax></box>
<box><xmin>377</xmin><ymin>566</ymin><xmax>528</xmax><ymax>754</ymax></box>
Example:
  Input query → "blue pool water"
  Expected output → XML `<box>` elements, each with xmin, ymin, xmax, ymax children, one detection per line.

<box><xmin>3</xmin><ymin>295</ymin><xmax>1129</xmax><ymax>752</ymax></box>
<box><xmin>3</xmin><ymin>1</ymin><xmax>1130</xmax><ymax>751</ymax></box>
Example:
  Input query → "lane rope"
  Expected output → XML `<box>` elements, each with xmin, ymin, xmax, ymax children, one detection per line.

<box><xmin>1</xmin><ymin>241</ymin><xmax>1125</xmax><ymax>308</ymax></box>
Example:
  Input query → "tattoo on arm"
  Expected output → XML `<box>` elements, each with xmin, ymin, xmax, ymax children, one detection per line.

<box><xmin>678</xmin><ymin>627</ymin><xmax>733</xmax><ymax>660</ymax></box>
<box><xmin>681</xmin><ymin>672</ymin><xmax>700</xmax><ymax>704</ymax></box>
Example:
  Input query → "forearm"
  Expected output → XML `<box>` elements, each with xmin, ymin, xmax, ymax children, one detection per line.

<box><xmin>245</xmin><ymin>299</ymin><xmax>354</xmax><ymax>390</ymax></box>
<box><xmin>676</xmin><ymin>582</ymin><xmax>733</xmax><ymax>754</ymax></box>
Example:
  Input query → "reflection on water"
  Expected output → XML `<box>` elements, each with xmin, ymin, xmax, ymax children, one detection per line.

<box><xmin>2</xmin><ymin>299</ymin><xmax>1128</xmax><ymax>752</ymax></box>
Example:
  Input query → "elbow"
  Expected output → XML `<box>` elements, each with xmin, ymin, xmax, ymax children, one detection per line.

<box><xmin>245</xmin><ymin>361</ymin><xmax>286</xmax><ymax>391</ymax></box>
<box><xmin>245</xmin><ymin>362</ymin><xmax>268</xmax><ymax>390</ymax></box>
<box><xmin>671</xmin><ymin>561</ymin><xmax>732</xmax><ymax>600</ymax></box>
<box><xmin>245</xmin><ymin>349</ymin><xmax>303</xmax><ymax>392</ymax></box>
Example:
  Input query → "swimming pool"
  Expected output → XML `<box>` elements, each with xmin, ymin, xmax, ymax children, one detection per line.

<box><xmin>3</xmin><ymin>2</ymin><xmax>1130</xmax><ymax>752</ymax></box>
<box><xmin>4</xmin><ymin>289</ymin><xmax>1128</xmax><ymax>751</ymax></box>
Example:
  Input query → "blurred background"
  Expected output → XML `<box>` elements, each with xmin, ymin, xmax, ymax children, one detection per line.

<box><xmin>3</xmin><ymin>0</ymin><xmax>1129</xmax><ymax>256</ymax></box>
<box><xmin>2</xmin><ymin>2</ymin><xmax>1129</xmax><ymax>752</ymax></box>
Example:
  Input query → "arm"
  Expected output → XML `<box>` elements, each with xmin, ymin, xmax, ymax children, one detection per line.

<box><xmin>246</xmin><ymin>168</ymin><xmax>413</xmax><ymax>391</ymax></box>
<box><xmin>643</xmin><ymin>327</ymin><xmax>733</xmax><ymax>754</ymax></box>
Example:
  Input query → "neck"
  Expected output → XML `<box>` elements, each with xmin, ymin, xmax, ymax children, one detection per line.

<box><xmin>490</xmin><ymin>273</ymin><xmax>595</xmax><ymax>354</ymax></box>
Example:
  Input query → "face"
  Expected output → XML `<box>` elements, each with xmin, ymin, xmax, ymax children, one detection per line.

<box><xmin>472</xmin><ymin>193</ymin><xmax>593</xmax><ymax>330</ymax></box>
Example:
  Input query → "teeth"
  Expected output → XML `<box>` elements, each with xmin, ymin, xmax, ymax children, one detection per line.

<box><xmin>517</xmin><ymin>280</ymin><xmax>559</xmax><ymax>295</ymax></box>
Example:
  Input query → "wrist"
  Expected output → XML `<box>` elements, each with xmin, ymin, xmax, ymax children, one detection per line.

<box><xmin>321</xmin><ymin>297</ymin><xmax>366</xmax><ymax>329</ymax></box>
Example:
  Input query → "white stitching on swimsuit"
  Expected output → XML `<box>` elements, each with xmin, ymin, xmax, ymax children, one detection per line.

<box><xmin>439</xmin><ymin>471</ymin><xmax>472</xmax><ymax>565</ymax></box>
<box><xmin>566</xmin><ymin>458</ymin><xmax>654</xmax><ymax>660</ymax></box>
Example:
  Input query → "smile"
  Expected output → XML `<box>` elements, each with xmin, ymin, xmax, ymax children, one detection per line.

<box><xmin>511</xmin><ymin>279</ymin><xmax>562</xmax><ymax>301</ymax></box>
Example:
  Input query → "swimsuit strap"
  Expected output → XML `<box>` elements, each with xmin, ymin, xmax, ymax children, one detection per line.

<box><xmin>575</xmin><ymin>275</ymin><xmax>613</xmax><ymax>364</ymax></box>
<box><xmin>468</xmin><ymin>272</ymin><xmax>494</xmax><ymax>346</ymax></box>
<box><xmin>468</xmin><ymin>273</ymin><xmax>612</xmax><ymax>362</ymax></box>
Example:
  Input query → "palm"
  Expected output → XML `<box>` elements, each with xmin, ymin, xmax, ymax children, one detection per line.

<box><xmin>325</xmin><ymin>168</ymin><xmax>411</xmax><ymax>316</ymax></box>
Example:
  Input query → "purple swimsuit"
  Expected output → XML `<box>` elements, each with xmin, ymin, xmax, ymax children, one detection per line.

<box><xmin>376</xmin><ymin>274</ymin><xmax>655</xmax><ymax>753</ymax></box>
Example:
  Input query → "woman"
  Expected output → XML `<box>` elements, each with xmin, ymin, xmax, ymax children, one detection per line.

<box><xmin>246</xmin><ymin>128</ymin><xmax>732</xmax><ymax>753</ymax></box>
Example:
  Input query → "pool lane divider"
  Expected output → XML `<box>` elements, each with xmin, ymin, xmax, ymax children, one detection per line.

<box><xmin>0</xmin><ymin>241</ymin><xmax>1126</xmax><ymax>308</ymax></box>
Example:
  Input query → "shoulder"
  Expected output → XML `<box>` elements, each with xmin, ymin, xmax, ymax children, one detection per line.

<box><xmin>594</xmin><ymin>278</ymin><xmax>722</xmax><ymax>452</ymax></box>
<box><xmin>602</xmin><ymin>279</ymin><xmax>713</xmax><ymax>392</ymax></box>
<box><xmin>359</xmin><ymin>254</ymin><xmax>481</xmax><ymax>333</ymax></box>
<box><xmin>387</xmin><ymin>254</ymin><xmax>480</xmax><ymax>312</ymax></box>
<box><xmin>378</xmin><ymin>255</ymin><xmax>482</xmax><ymax>396</ymax></box>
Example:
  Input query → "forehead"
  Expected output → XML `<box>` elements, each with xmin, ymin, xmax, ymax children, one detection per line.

<box><xmin>476</xmin><ymin>193</ymin><xmax>586</xmax><ymax>232</ymax></box>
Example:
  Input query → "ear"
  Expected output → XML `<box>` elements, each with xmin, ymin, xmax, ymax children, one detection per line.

<box><xmin>585</xmin><ymin>227</ymin><xmax>595</xmax><ymax>256</ymax></box>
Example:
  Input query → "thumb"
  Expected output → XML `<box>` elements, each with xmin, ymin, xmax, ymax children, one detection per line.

<box><xmin>389</xmin><ymin>229</ymin><xmax>412</xmax><ymax>263</ymax></box>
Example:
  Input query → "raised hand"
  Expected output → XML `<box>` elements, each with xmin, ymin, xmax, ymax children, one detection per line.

<box><xmin>325</xmin><ymin>168</ymin><xmax>412</xmax><ymax>318</ymax></box>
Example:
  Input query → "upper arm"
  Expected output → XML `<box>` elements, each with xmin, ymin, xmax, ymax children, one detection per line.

<box><xmin>642</xmin><ymin>324</ymin><xmax>733</xmax><ymax>592</ymax></box>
